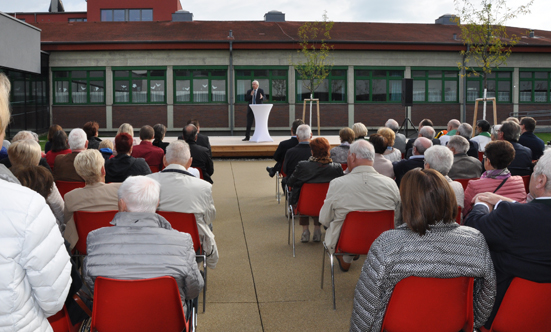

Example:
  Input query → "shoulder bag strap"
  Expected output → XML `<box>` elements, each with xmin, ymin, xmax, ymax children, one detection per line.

<box><xmin>493</xmin><ymin>177</ymin><xmax>508</xmax><ymax>193</ymax></box>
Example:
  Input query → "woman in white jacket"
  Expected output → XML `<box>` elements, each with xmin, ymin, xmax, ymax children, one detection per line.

<box><xmin>0</xmin><ymin>73</ymin><xmax>72</xmax><ymax>331</ymax></box>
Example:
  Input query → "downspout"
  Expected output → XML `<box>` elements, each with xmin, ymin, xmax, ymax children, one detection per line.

<box><xmin>229</xmin><ymin>30</ymin><xmax>234</xmax><ymax>136</ymax></box>
<box><xmin>462</xmin><ymin>44</ymin><xmax>469</xmax><ymax>123</ymax></box>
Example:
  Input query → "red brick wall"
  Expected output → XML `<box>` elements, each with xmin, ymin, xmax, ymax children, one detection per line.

<box><xmin>52</xmin><ymin>106</ymin><xmax>106</xmax><ymax>128</ymax></box>
<box><xmin>466</xmin><ymin>103</ymin><xmax>512</xmax><ymax>126</ymax></box>
<box><xmin>112</xmin><ymin>105</ymin><xmax>166</xmax><ymax>128</ymax></box>
<box><xmin>354</xmin><ymin>104</ymin><xmax>405</xmax><ymax>127</ymax></box>
<box><xmin>174</xmin><ymin>105</ymin><xmax>228</xmax><ymax>128</ymax></box>
<box><xmin>292</xmin><ymin>103</ymin><xmax>348</xmax><ymax>128</ymax></box>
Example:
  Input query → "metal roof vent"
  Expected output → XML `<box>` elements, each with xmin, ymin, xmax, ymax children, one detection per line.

<box><xmin>172</xmin><ymin>10</ymin><xmax>193</xmax><ymax>22</ymax></box>
<box><xmin>435</xmin><ymin>14</ymin><xmax>458</xmax><ymax>25</ymax></box>
<box><xmin>264</xmin><ymin>10</ymin><xmax>285</xmax><ymax>22</ymax></box>
<box><xmin>49</xmin><ymin>0</ymin><xmax>65</xmax><ymax>12</ymax></box>
<box><xmin>529</xmin><ymin>30</ymin><xmax>535</xmax><ymax>38</ymax></box>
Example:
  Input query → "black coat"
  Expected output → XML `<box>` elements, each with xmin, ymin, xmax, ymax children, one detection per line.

<box><xmin>245</xmin><ymin>88</ymin><xmax>265</xmax><ymax>105</ymax></box>
<box><xmin>189</xmin><ymin>141</ymin><xmax>214</xmax><ymax>184</ymax></box>
<box><xmin>196</xmin><ymin>133</ymin><xmax>212</xmax><ymax>156</ymax></box>
<box><xmin>519</xmin><ymin>132</ymin><xmax>545</xmax><ymax>161</ymax></box>
<box><xmin>405</xmin><ymin>138</ymin><xmax>440</xmax><ymax>159</ymax></box>
<box><xmin>152</xmin><ymin>139</ymin><xmax>169</xmax><ymax>153</ymax></box>
<box><xmin>274</xmin><ymin>137</ymin><xmax>299</xmax><ymax>164</ymax></box>
<box><xmin>282</xmin><ymin>143</ymin><xmax>312</xmax><ymax>179</ymax></box>
<box><xmin>87</xmin><ymin>137</ymin><xmax>102</xmax><ymax>150</ymax></box>
<box><xmin>392</xmin><ymin>156</ymin><xmax>424</xmax><ymax>188</ymax></box>
<box><xmin>507</xmin><ymin>141</ymin><xmax>533</xmax><ymax>176</ymax></box>
<box><xmin>105</xmin><ymin>154</ymin><xmax>151</xmax><ymax>183</ymax></box>
<box><xmin>287</xmin><ymin>161</ymin><xmax>343</xmax><ymax>205</ymax></box>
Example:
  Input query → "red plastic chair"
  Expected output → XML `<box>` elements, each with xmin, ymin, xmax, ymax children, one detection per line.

<box><xmin>321</xmin><ymin>210</ymin><xmax>394</xmax><ymax>309</ymax></box>
<box><xmin>381</xmin><ymin>276</ymin><xmax>474</xmax><ymax>332</ymax></box>
<box><xmin>73</xmin><ymin>210</ymin><xmax>118</xmax><ymax>255</ymax></box>
<box><xmin>455</xmin><ymin>177</ymin><xmax>478</xmax><ymax>191</ymax></box>
<box><xmin>276</xmin><ymin>161</ymin><xmax>287</xmax><ymax>204</ymax></box>
<box><xmin>197</xmin><ymin>168</ymin><xmax>204</xmax><ymax>180</ymax></box>
<box><xmin>340</xmin><ymin>163</ymin><xmax>348</xmax><ymax>171</ymax></box>
<box><xmin>55</xmin><ymin>181</ymin><xmax>85</xmax><ymax>199</ymax></box>
<box><xmin>48</xmin><ymin>305</ymin><xmax>81</xmax><ymax>332</ymax></box>
<box><xmin>480</xmin><ymin>278</ymin><xmax>551</xmax><ymax>332</ymax></box>
<box><xmin>156</xmin><ymin>211</ymin><xmax>207</xmax><ymax>313</ymax></box>
<box><xmin>456</xmin><ymin>206</ymin><xmax>462</xmax><ymax>224</ymax></box>
<box><xmin>91</xmin><ymin>276</ymin><xmax>190</xmax><ymax>332</ymax></box>
<box><xmin>478</xmin><ymin>151</ymin><xmax>484</xmax><ymax>162</ymax></box>
<box><xmin>289</xmin><ymin>182</ymin><xmax>330</xmax><ymax>257</ymax></box>
<box><xmin>521</xmin><ymin>175</ymin><xmax>530</xmax><ymax>194</ymax></box>
<box><xmin>149</xmin><ymin>165</ymin><xmax>161</xmax><ymax>173</ymax></box>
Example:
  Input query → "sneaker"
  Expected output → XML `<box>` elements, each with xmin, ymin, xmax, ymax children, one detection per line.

<box><xmin>313</xmin><ymin>228</ymin><xmax>322</xmax><ymax>242</ymax></box>
<box><xmin>301</xmin><ymin>229</ymin><xmax>310</xmax><ymax>243</ymax></box>
<box><xmin>242</xmin><ymin>137</ymin><xmax>250</xmax><ymax>141</ymax></box>
<box><xmin>266</xmin><ymin>166</ymin><xmax>276</xmax><ymax>178</ymax></box>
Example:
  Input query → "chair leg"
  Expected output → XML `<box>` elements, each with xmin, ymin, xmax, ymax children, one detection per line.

<box><xmin>292</xmin><ymin>210</ymin><xmax>296</xmax><ymax>257</ymax></box>
<box><xmin>202</xmin><ymin>266</ymin><xmax>207</xmax><ymax>313</ymax></box>
<box><xmin>276</xmin><ymin>172</ymin><xmax>280</xmax><ymax>203</ymax></box>
<box><xmin>321</xmin><ymin>245</ymin><xmax>326</xmax><ymax>289</ymax></box>
<box><xmin>288</xmin><ymin>205</ymin><xmax>292</xmax><ymax>245</ymax></box>
<box><xmin>330</xmin><ymin>253</ymin><xmax>336</xmax><ymax>310</ymax></box>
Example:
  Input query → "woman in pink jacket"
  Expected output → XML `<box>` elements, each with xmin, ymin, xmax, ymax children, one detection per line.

<box><xmin>463</xmin><ymin>140</ymin><xmax>527</xmax><ymax>216</ymax></box>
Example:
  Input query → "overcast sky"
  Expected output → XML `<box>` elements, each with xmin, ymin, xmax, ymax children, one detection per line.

<box><xmin>1</xmin><ymin>0</ymin><xmax>549</xmax><ymax>30</ymax></box>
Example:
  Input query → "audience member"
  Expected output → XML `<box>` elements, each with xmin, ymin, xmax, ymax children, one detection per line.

<box><xmin>423</xmin><ymin>145</ymin><xmax>464</xmax><ymax>210</ymax></box>
<box><xmin>320</xmin><ymin>140</ymin><xmax>401</xmax><ymax>272</ymax></box>
<box><xmin>266</xmin><ymin>119</ymin><xmax>303</xmax><ymax>178</ymax></box>
<box><xmin>464</xmin><ymin>150</ymin><xmax>551</xmax><ymax>329</ymax></box>
<box><xmin>83</xmin><ymin>121</ymin><xmax>101</xmax><ymax>150</ymax></box>
<box><xmin>288</xmin><ymin>137</ymin><xmax>343</xmax><ymax>242</ymax></box>
<box><xmin>352</xmin><ymin>122</ymin><xmax>368</xmax><ymax>141</ymax></box>
<box><xmin>132</xmin><ymin>125</ymin><xmax>165</xmax><ymax>170</ymax></box>
<box><xmin>0</xmin><ymin>72</ymin><xmax>71</xmax><ymax>331</ymax></box>
<box><xmin>385</xmin><ymin>119</ymin><xmax>406</xmax><ymax>154</ymax></box>
<box><xmin>45</xmin><ymin>124</ymin><xmax>62</xmax><ymax>153</ymax></box>
<box><xmin>183</xmin><ymin>124</ymin><xmax>214</xmax><ymax>184</ymax></box>
<box><xmin>105</xmin><ymin>133</ymin><xmax>151</xmax><ymax>183</ymax></box>
<box><xmin>0</xmin><ymin>130</ymin><xmax>52</xmax><ymax>171</ymax></box>
<box><xmin>405</xmin><ymin>125</ymin><xmax>437</xmax><ymax>159</ymax></box>
<box><xmin>518</xmin><ymin>116</ymin><xmax>545</xmax><ymax>161</ymax></box>
<box><xmin>369</xmin><ymin>134</ymin><xmax>394</xmax><ymax>179</ymax></box>
<box><xmin>471</xmin><ymin>119</ymin><xmax>492</xmax><ymax>152</ymax></box>
<box><xmin>463</xmin><ymin>140</ymin><xmax>527</xmax><ymax>216</ymax></box>
<box><xmin>350</xmin><ymin>169</ymin><xmax>495</xmax><ymax>332</ymax></box>
<box><xmin>393</xmin><ymin>137</ymin><xmax>432</xmax><ymax>187</ymax></box>
<box><xmin>497</xmin><ymin>121</ymin><xmax>532</xmax><ymax>176</ymax></box>
<box><xmin>0</xmin><ymin>145</ymin><xmax>6</xmax><ymax>160</ymax></box>
<box><xmin>45</xmin><ymin>130</ymin><xmax>71</xmax><ymax>169</ymax></box>
<box><xmin>448</xmin><ymin>135</ymin><xmax>483</xmax><ymax>179</ymax></box>
<box><xmin>83</xmin><ymin>176</ymin><xmax>204</xmax><ymax>312</ymax></box>
<box><xmin>506</xmin><ymin>116</ymin><xmax>520</xmax><ymax>124</ymax></box>
<box><xmin>98</xmin><ymin>139</ymin><xmax>114</xmax><ymax>160</ymax></box>
<box><xmin>377</xmin><ymin>127</ymin><xmax>402</xmax><ymax>162</ymax></box>
<box><xmin>152</xmin><ymin>123</ymin><xmax>169</xmax><ymax>153</ymax></box>
<box><xmin>439</xmin><ymin>119</ymin><xmax>461</xmax><ymax>146</ymax></box>
<box><xmin>330</xmin><ymin>127</ymin><xmax>355</xmax><ymax>164</ymax></box>
<box><xmin>117</xmin><ymin>122</ymin><xmax>138</xmax><ymax>146</ymax></box>
<box><xmin>187</xmin><ymin>119</ymin><xmax>211</xmax><ymax>154</ymax></box>
<box><xmin>457</xmin><ymin>123</ymin><xmax>480</xmax><ymax>158</ymax></box>
<box><xmin>63</xmin><ymin>149</ymin><xmax>121</xmax><ymax>249</ymax></box>
<box><xmin>148</xmin><ymin>140</ymin><xmax>219</xmax><ymax>267</ymax></box>
<box><xmin>282</xmin><ymin>124</ymin><xmax>312</xmax><ymax>185</ymax></box>
<box><xmin>53</xmin><ymin>128</ymin><xmax>88</xmax><ymax>182</ymax></box>
<box><xmin>491</xmin><ymin>124</ymin><xmax>501</xmax><ymax>141</ymax></box>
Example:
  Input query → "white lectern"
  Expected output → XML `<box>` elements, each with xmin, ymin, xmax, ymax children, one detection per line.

<box><xmin>249</xmin><ymin>104</ymin><xmax>273</xmax><ymax>142</ymax></box>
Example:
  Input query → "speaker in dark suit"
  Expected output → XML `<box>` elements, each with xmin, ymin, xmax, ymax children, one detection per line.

<box><xmin>243</xmin><ymin>80</ymin><xmax>264</xmax><ymax>141</ymax></box>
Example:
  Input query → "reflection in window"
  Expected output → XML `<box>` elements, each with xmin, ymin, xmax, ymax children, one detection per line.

<box><xmin>175</xmin><ymin>80</ymin><xmax>190</xmax><ymax>102</ymax></box>
<box><xmin>354</xmin><ymin>68</ymin><xmax>403</xmax><ymax>102</ymax></box>
<box><xmin>53</xmin><ymin>69</ymin><xmax>105</xmax><ymax>104</ymax></box>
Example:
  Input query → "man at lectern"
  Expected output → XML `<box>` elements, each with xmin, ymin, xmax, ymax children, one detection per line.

<box><xmin>243</xmin><ymin>80</ymin><xmax>264</xmax><ymax>141</ymax></box>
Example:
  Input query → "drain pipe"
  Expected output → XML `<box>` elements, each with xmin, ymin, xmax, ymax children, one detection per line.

<box><xmin>462</xmin><ymin>44</ymin><xmax>469</xmax><ymax>123</ymax></box>
<box><xmin>228</xmin><ymin>30</ymin><xmax>234</xmax><ymax>136</ymax></box>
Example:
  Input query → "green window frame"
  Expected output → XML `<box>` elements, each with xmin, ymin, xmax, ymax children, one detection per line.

<box><xmin>113</xmin><ymin>67</ymin><xmax>166</xmax><ymax>104</ymax></box>
<box><xmin>466</xmin><ymin>69</ymin><xmax>513</xmax><ymax>103</ymax></box>
<box><xmin>354</xmin><ymin>67</ymin><xmax>404</xmax><ymax>103</ymax></box>
<box><xmin>411</xmin><ymin>68</ymin><xmax>459</xmax><ymax>103</ymax></box>
<box><xmin>174</xmin><ymin>66</ymin><xmax>227</xmax><ymax>104</ymax></box>
<box><xmin>235</xmin><ymin>67</ymin><xmax>288</xmax><ymax>103</ymax></box>
<box><xmin>519</xmin><ymin>69</ymin><xmax>551</xmax><ymax>103</ymax></box>
<box><xmin>52</xmin><ymin>68</ymin><xmax>106</xmax><ymax>105</ymax></box>
<box><xmin>296</xmin><ymin>67</ymin><xmax>347</xmax><ymax>103</ymax></box>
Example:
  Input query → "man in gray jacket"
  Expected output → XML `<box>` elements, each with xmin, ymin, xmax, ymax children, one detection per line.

<box><xmin>83</xmin><ymin>176</ymin><xmax>204</xmax><ymax>310</ymax></box>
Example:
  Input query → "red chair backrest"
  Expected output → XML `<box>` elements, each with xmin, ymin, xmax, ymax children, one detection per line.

<box><xmin>55</xmin><ymin>181</ymin><xmax>85</xmax><ymax>199</ymax></box>
<box><xmin>198</xmin><ymin>167</ymin><xmax>204</xmax><ymax>179</ymax></box>
<box><xmin>455</xmin><ymin>177</ymin><xmax>478</xmax><ymax>191</ymax></box>
<box><xmin>478</xmin><ymin>151</ymin><xmax>484</xmax><ymax>162</ymax></box>
<box><xmin>489</xmin><ymin>278</ymin><xmax>551</xmax><ymax>332</ymax></box>
<box><xmin>91</xmin><ymin>276</ymin><xmax>187</xmax><ymax>332</ymax></box>
<box><xmin>48</xmin><ymin>306</ymin><xmax>80</xmax><ymax>332</ymax></box>
<box><xmin>381</xmin><ymin>276</ymin><xmax>474</xmax><ymax>332</ymax></box>
<box><xmin>456</xmin><ymin>206</ymin><xmax>462</xmax><ymax>224</ymax></box>
<box><xmin>335</xmin><ymin>210</ymin><xmax>394</xmax><ymax>255</ymax></box>
<box><xmin>295</xmin><ymin>182</ymin><xmax>330</xmax><ymax>217</ymax></box>
<box><xmin>157</xmin><ymin>211</ymin><xmax>201</xmax><ymax>253</ymax></box>
<box><xmin>149</xmin><ymin>165</ymin><xmax>160</xmax><ymax>173</ymax></box>
<box><xmin>73</xmin><ymin>210</ymin><xmax>118</xmax><ymax>255</ymax></box>
<box><xmin>521</xmin><ymin>175</ymin><xmax>530</xmax><ymax>194</ymax></box>
<box><xmin>340</xmin><ymin>163</ymin><xmax>348</xmax><ymax>171</ymax></box>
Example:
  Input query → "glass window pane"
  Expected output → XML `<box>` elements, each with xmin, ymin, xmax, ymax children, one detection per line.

<box><xmin>149</xmin><ymin>70</ymin><xmax>165</xmax><ymax>77</ymax></box>
<box><xmin>372</xmin><ymin>70</ymin><xmax>386</xmax><ymax>77</ymax></box>
<box><xmin>257</xmin><ymin>79</ymin><xmax>269</xmax><ymax>100</ymax></box>
<box><xmin>132</xmin><ymin>79</ymin><xmax>147</xmax><ymax>103</ymax></box>
<box><xmin>412</xmin><ymin>71</ymin><xmax>425</xmax><ymax>78</ymax></box>
<box><xmin>174</xmin><ymin>69</ymin><xmax>191</xmax><ymax>77</ymax></box>
<box><xmin>132</xmin><ymin>70</ymin><xmax>147</xmax><ymax>78</ymax></box>
<box><xmin>129</xmin><ymin>9</ymin><xmax>140</xmax><ymax>21</ymax></box>
<box><xmin>272</xmin><ymin>79</ymin><xmax>287</xmax><ymax>101</ymax></box>
<box><xmin>115</xmin><ymin>80</ymin><xmax>129</xmax><ymax>102</ymax></box>
<box><xmin>253</xmin><ymin>70</ymin><xmax>269</xmax><ymax>77</ymax></box>
<box><xmin>355</xmin><ymin>70</ymin><xmax>370</xmax><ymax>77</ymax></box>
<box><xmin>389</xmin><ymin>80</ymin><xmax>402</xmax><ymax>102</ymax></box>
<box><xmin>54</xmin><ymin>71</ymin><xmax>69</xmax><ymax>78</ymax></box>
<box><xmin>389</xmin><ymin>71</ymin><xmax>403</xmax><ymax>77</ymax></box>
<box><xmin>372</xmin><ymin>79</ymin><xmax>386</xmax><ymax>101</ymax></box>
<box><xmin>236</xmin><ymin>70</ymin><xmax>252</xmax><ymax>76</ymax></box>
<box><xmin>445</xmin><ymin>71</ymin><xmax>458</xmax><ymax>78</ymax></box>
<box><xmin>331</xmin><ymin>69</ymin><xmax>346</xmax><ymax>77</ymax></box>
<box><xmin>498</xmin><ymin>72</ymin><xmax>511</xmax><ymax>78</ymax></box>
<box><xmin>467</xmin><ymin>81</ymin><xmax>479</xmax><ymax>102</ymax></box>
<box><xmin>211</xmin><ymin>80</ymin><xmax>226</xmax><ymax>102</ymax></box>
<box><xmin>486</xmin><ymin>72</ymin><xmax>496</xmax><ymax>79</ymax></box>
<box><xmin>519</xmin><ymin>81</ymin><xmax>532</xmax><ymax>102</ymax></box>
<box><xmin>71</xmin><ymin>80</ymin><xmax>87</xmax><ymax>103</ymax></box>
<box><xmin>519</xmin><ymin>72</ymin><xmax>532</xmax><ymax>79</ymax></box>
<box><xmin>535</xmin><ymin>72</ymin><xmax>547</xmax><ymax>79</ymax></box>
<box><xmin>141</xmin><ymin>9</ymin><xmax>153</xmax><ymax>21</ymax></box>
<box><xmin>72</xmin><ymin>71</ymin><xmax>86</xmax><ymax>78</ymax></box>
<box><xmin>428</xmin><ymin>70</ymin><xmax>442</xmax><ymax>78</ymax></box>
<box><xmin>428</xmin><ymin>80</ymin><xmax>442</xmax><ymax>102</ymax></box>
<box><xmin>413</xmin><ymin>80</ymin><xmax>425</xmax><ymax>101</ymax></box>
<box><xmin>444</xmin><ymin>81</ymin><xmax>457</xmax><ymax>102</ymax></box>
<box><xmin>114</xmin><ymin>71</ymin><xmax>129</xmax><ymax>77</ymax></box>
<box><xmin>89</xmin><ymin>71</ymin><xmax>104</xmax><ymax>78</ymax></box>
<box><xmin>486</xmin><ymin>81</ymin><xmax>496</xmax><ymax>99</ymax></box>
<box><xmin>498</xmin><ymin>81</ymin><xmax>510</xmax><ymax>102</ymax></box>
<box><xmin>150</xmin><ymin>80</ymin><xmax>165</xmax><ymax>102</ymax></box>
<box><xmin>89</xmin><ymin>81</ymin><xmax>104</xmax><ymax>103</ymax></box>
<box><xmin>331</xmin><ymin>79</ymin><xmax>346</xmax><ymax>102</ymax></box>
<box><xmin>236</xmin><ymin>80</ymin><xmax>249</xmax><ymax>102</ymax></box>
<box><xmin>535</xmin><ymin>81</ymin><xmax>547</xmax><ymax>102</ymax></box>
<box><xmin>175</xmin><ymin>80</ymin><xmax>190</xmax><ymax>102</ymax></box>
<box><xmin>193</xmin><ymin>70</ymin><xmax>209</xmax><ymax>77</ymax></box>
<box><xmin>193</xmin><ymin>78</ymin><xmax>208</xmax><ymax>102</ymax></box>
<box><xmin>271</xmin><ymin>69</ymin><xmax>287</xmax><ymax>77</ymax></box>
<box><xmin>355</xmin><ymin>80</ymin><xmax>369</xmax><ymax>101</ymax></box>
<box><xmin>113</xmin><ymin>10</ymin><xmax>125</xmax><ymax>22</ymax></box>
<box><xmin>211</xmin><ymin>70</ymin><xmax>226</xmax><ymax>77</ymax></box>
<box><xmin>101</xmin><ymin>10</ymin><xmax>112</xmax><ymax>21</ymax></box>
<box><xmin>55</xmin><ymin>81</ymin><xmax>69</xmax><ymax>103</ymax></box>
<box><xmin>314</xmin><ymin>79</ymin><xmax>329</xmax><ymax>101</ymax></box>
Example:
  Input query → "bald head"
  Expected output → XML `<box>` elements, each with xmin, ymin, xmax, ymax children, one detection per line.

<box><xmin>447</xmin><ymin>119</ymin><xmax>461</xmax><ymax>131</ymax></box>
<box><xmin>413</xmin><ymin>137</ymin><xmax>433</xmax><ymax>155</ymax></box>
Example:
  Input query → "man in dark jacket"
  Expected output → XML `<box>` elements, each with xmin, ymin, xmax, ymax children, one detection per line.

<box><xmin>243</xmin><ymin>80</ymin><xmax>264</xmax><ymax>141</ymax></box>
<box><xmin>498</xmin><ymin>121</ymin><xmax>532</xmax><ymax>176</ymax></box>
<box><xmin>183</xmin><ymin>124</ymin><xmax>214</xmax><ymax>184</ymax></box>
<box><xmin>187</xmin><ymin>119</ymin><xmax>211</xmax><ymax>156</ymax></box>
<box><xmin>519</xmin><ymin>116</ymin><xmax>545</xmax><ymax>161</ymax></box>
<box><xmin>266</xmin><ymin>119</ymin><xmax>304</xmax><ymax>177</ymax></box>
<box><xmin>282</xmin><ymin>124</ymin><xmax>312</xmax><ymax>181</ymax></box>
<box><xmin>393</xmin><ymin>137</ymin><xmax>432</xmax><ymax>187</ymax></box>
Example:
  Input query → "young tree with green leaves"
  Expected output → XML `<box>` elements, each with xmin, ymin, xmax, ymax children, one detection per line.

<box><xmin>454</xmin><ymin>0</ymin><xmax>532</xmax><ymax>119</ymax></box>
<box><xmin>292</xmin><ymin>11</ymin><xmax>334</xmax><ymax>126</ymax></box>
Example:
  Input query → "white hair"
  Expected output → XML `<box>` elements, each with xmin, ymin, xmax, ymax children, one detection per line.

<box><xmin>491</xmin><ymin>124</ymin><xmax>502</xmax><ymax>140</ymax></box>
<box><xmin>252</xmin><ymin>80</ymin><xmax>259</xmax><ymax>86</ymax></box>
<box><xmin>74</xmin><ymin>149</ymin><xmax>104</xmax><ymax>183</ymax></box>
<box><xmin>296</xmin><ymin>124</ymin><xmax>311</xmax><ymax>141</ymax></box>
<box><xmin>12</xmin><ymin>131</ymin><xmax>35</xmax><ymax>143</ymax></box>
<box><xmin>424</xmin><ymin>145</ymin><xmax>454</xmax><ymax>176</ymax></box>
<box><xmin>534</xmin><ymin>150</ymin><xmax>551</xmax><ymax>191</ymax></box>
<box><xmin>350</xmin><ymin>140</ymin><xmax>375</xmax><ymax>161</ymax></box>
<box><xmin>385</xmin><ymin>119</ymin><xmax>400</xmax><ymax>132</ymax></box>
<box><xmin>117</xmin><ymin>123</ymin><xmax>134</xmax><ymax>137</ymax></box>
<box><xmin>457</xmin><ymin>123</ymin><xmax>473</xmax><ymax>139</ymax></box>
<box><xmin>165</xmin><ymin>140</ymin><xmax>191</xmax><ymax>165</ymax></box>
<box><xmin>448</xmin><ymin>135</ymin><xmax>469</xmax><ymax>154</ymax></box>
<box><xmin>8</xmin><ymin>139</ymin><xmax>41</xmax><ymax>167</ymax></box>
<box><xmin>68</xmin><ymin>128</ymin><xmax>87</xmax><ymax>150</ymax></box>
<box><xmin>118</xmin><ymin>176</ymin><xmax>160</xmax><ymax>213</ymax></box>
<box><xmin>413</xmin><ymin>137</ymin><xmax>433</xmax><ymax>155</ymax></box>
<box><xmin>419</xmin><ymin>126</ymin><xmax>435</xmax><ymax>140</ymax></box>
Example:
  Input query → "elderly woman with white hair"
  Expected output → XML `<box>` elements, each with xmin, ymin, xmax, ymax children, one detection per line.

<box><xmin>424</xmin><ymin>145</ymin><xmax>465</xmax><ymax>211</ymax></box>
<box><xmin>447</xmin><ymin>135</ymin><xmax>484</xmax><ymax>180</ymax></box>
<box><xmin>0</xmin><ymin>130</ymin><xmax>52</xmax><ymax>171</ymax></box>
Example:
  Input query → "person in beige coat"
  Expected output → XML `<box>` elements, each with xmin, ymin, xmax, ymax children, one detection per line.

<box><xmin>63</xmin><ymin>149</ymin><xmax>121</xmax><ymax>249</ymax></box>
<box><xmin>319</xmin><ymin>140</ymin><xmax>401</xmax><ymax>272</ymax></box>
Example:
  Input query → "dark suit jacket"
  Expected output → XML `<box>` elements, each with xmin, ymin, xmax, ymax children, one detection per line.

<box><xmin>392</xmin><ymin>156</ymin><xmax>424</xmax><ymax>188</ymax></box>
<box><xmin>507</xmin><ymin>141</ymin><xmax>532</xmax><ymax>176</ymax></box>
<box><xmin>405</xmin><ymin>138</ymin><xmax>441</xmax><ymax>159</ymax></box>
<box><xmin>245</xmin><ymin>88</ymin><xmax>265</xmax><ymax>105</ymax></box>
<box><xmin>464</xmin><ymin>199</ymin><xmax>551</xmax><ymax>328</ymax></box>
<box><xmin>188</xmin><ymin>141</ymin><xmax>214</xmax><ymax>184</ymax></box>
<box><xmin>467</xmin><ymin>140</ymin><xmax>480</xmax><ymax>159</ymax></box>
<box><xmin>53</xmin><ymin>152</ymin><xmax>84</xmax><ymax>182</ymax></box>
<box><xmin>519</xmin><ymin>132</ymin><xmax>545</xmax><ymax>161</ymax></box>
<box><xmin>282</xmin><ymin>143</ymin><xmax>312</xmax><ymax>179</ymax></box>
<box><xmin>196</xmin><ymin>133</ymin><xmax>212</xmax><ymax>155</ymax></box>
<box><xmin>274</xmin><ymin>137</ymin><xmax>299</xmax><ymax>164</ymax></box>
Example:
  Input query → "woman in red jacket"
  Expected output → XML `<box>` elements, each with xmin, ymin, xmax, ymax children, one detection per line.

<box><xmin>463</xmin><ymin>140</ymin><xmax>527</xmax><ymax>216</ymax></box>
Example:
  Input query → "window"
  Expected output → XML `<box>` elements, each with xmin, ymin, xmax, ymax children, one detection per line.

<box><xmin>68</xmin><ymin>18</ymin><xmax>87</xmax><ymax>22</ymax></box>
<box><xmin>235</xmin><ymin>67</ymin><xmax>287</xmax><ymax>103</ymax></box>
<box><xmin>411</xmin><ymin>69</ymin><xmax>459</xmax><ymax>103</ymax></box>
<box><xmin>101</xmin><ymin>9</ymin><xmax>153</xmax><ymax>21</ymax></box>
<box><xmin>519</xmin><ymin>71</ymin><xmax>550</xmax><ymax>103</ymax></box>
<box><xmin>113</xmin><ymin>68</ymin><xmax>166</xmax><ymax>104</ymax></box>
<box><xmin>466</xmin><ymin>70</ymin><xmax>512</xmax><ymax>103</ymax></box>
<box><xmin>355</xmin><ymin>68</ymin><xmax>404</xmax><ymax>102</ymax></box>
<box><xmin>296</xmin><ymin>68</ymin><xmax>346</xmax><ymax>102</ymax></box>
<box><xmin>52</xmin><ymin>69</ymin><xmax>105</xmax><ymax>104</ymax></box>
<box><xmin>174</xmin><ymin>67</ymin><xmax>227</xmax><ymax>103</ymax></box>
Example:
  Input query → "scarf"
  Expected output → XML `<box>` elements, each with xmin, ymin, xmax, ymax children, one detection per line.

<box><xmin>447</xmin><ymin>129</ymin><xmax>457</xmax><ymax>136</ymax></box>
<box><xmin>308</xmin><ymin>156</ymin><xmax>333</xmax><ymax>164</ymax></box>
<box><xmin>481</xmin><ymin>168</ymin><xmax>511</xmax><ymax>180</ymax></box>
<box><xmin>477</xmin><ymin>132</ymin><xmax>491</xmax><ymax>138</ymax></box>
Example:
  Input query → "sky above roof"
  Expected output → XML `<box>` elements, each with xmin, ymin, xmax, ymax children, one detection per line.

<box><xmin>2</xmin><ymin>0</ymin><xmax>549</xmax><ymax>31</ymax></box>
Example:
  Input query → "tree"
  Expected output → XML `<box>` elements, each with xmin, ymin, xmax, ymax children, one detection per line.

<box><xmin>292</xmin><ymin>11</ymin><xmax>334</xmax><ymax>126</ymax></box>
<box><xmin>454</xmin><ymin>0</ymin><xmax>532</xmax><ymax>119</ymax></box>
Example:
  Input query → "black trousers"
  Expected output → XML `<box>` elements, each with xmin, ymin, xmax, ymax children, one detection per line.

<box><xmin>245</xmin><ymin>106</ymin><xmax>254</xmax><ymax>138</ymax></box>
